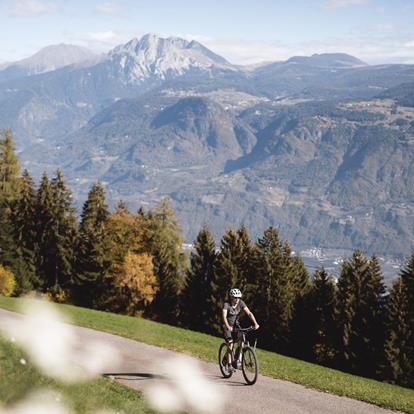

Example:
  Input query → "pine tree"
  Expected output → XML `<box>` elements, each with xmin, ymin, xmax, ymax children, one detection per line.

<box><xmin>336</xmin><ymin>251</ymin><xmax>386</xmax><ymax>376</ymax></box>
<box><xmin>181</xmin><ymin>225</ymin><xmax>217</xmax><ymax>333</ymax></box>
<box><xmin>74</xmin><ymin>183</ymin><xmax>111</xmax><ymax>307</ymax></box>
<box><xmin>383</xmin><ymin>277</ymin><xmax>413</xmax><ymax>386</ymax></box>
<box><xmin>146</xmin><ymin>198</ymin><xmax>186</xmax><ymax>324</ymax></box>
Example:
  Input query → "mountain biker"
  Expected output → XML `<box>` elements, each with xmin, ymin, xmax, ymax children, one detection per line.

<box><xmin>222</xmin><ymin>288</ymin><xmax>259</xmax><ymax>372</ymax></box>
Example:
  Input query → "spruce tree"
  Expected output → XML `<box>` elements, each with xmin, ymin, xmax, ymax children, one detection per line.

<box><xmin>0</xmin><ymin>129</ymin><xmax>21</xmax><ymax>264</ymax></box>
<box><xmin>36</xmin><ymin>170</ymin><xmax>78</xmax><ymax>297</ymax></box>
<box><xmin>74</xmin><ymin>182</ymin><xmax>110</xmax><ymax>307</ymax></box>
<box><xmin>216</xmin><ymin>228</ymin><xmax>244</xmax><ymax>296</ymax></box>
<box><xmin>0</xmin><ymin>128</ymin><xmax>20</xmax><ymax>208</ymax></box>
<box><xmin>146</xmin><ymin>198</ymin><xmax>186</xmax><ymax>324</ymax></box>
<box><xmin>383</xmin><ymin>277</ymin><xmax>413</xmax><ymax>386</ymax></box>
<box><xmin>181</xmin><ymin>225</ymin><xmax>217</xmax><ymax>333</ymax></box>
<box><xmin>9</xmin><ymin>170</ymin><xmax>39</xmax><ymax>294</ymax></box>
<box><xmin>0</xmin><ymin>130</ymin><xmax>35</xmax><ymax>295</ymax></box>
<box><xmin>336</xmin><ymin>251</ymin><xmax>386</xmax><ymax>376</ymax></box>
<box><xmin>253</xmin><ymin>227</ymin><xmax>296</xmax><ymax>352</ymax></box>
<box><xmin>309</xmin><ymin>268</ymin><xmax>338</xmax><ymax>365</ymax></box>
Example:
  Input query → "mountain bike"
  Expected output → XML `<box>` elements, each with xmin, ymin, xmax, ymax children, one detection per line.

<box><xmin>218</xmin><ymin>326</ymin><xmax>259</xmax><ymax>385</ymax></box>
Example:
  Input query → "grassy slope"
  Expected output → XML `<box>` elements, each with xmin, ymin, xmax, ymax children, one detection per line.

<box><xmin>1</xmin><ymin>296</ymin><xmax>413</xmax><ymax>413</ymax></box>
<box><xmin>0</xmin><ymin>337</ymin><xmax>156</xmax><ymax>414</ymax></box>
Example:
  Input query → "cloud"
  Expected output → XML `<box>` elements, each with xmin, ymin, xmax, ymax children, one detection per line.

<box><xmin>7</xmin><ymin>0</ymin><xmax>57</xmax><ymax>17</ymax></box>
<box><xmin>199</xmin><ymin>38</ymin><xmax>293</xmax><ymax>65</ymax></box>
<box><xmin>324</xmin><ymin>0</ymin><xmax>371</xmax><ymax>9</ymax></box>
<box><xmin>95</xmin><ymin>2</ymin><xmax>124</xmax><ymax>15</ymax></box>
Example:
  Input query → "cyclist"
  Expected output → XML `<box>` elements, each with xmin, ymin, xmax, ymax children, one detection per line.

<box><xmin>222</xmin><ymin>288</ymin><xmax>259</xmax><ymax>372</ymax></box>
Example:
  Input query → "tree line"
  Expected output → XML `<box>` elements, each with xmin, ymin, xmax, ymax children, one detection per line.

<box><xmin>0</xmin><ymin>129</ymin><xmax>413</xmax><ymax>388</ymax></box>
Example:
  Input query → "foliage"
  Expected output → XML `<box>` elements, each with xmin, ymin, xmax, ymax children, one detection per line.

<box><xmin>0</xmin><ymin>265</ymin><xmax>15</xmax><ymax>296</ymax></box>
<box><xmin>111</xmin><ymin>251</ymin><xmax>158</xmax><ymax>315</ymax></box>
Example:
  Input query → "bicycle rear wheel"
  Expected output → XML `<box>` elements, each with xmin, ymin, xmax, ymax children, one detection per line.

<box><xmin>242</xmin><ymin>347</ymin><xmax>258</xmax><ymax>385</ymax></box>
<box><xmin>218</xmin><ymin>343</ymin><xmax>233</xmax><ymax>378</ymax></box>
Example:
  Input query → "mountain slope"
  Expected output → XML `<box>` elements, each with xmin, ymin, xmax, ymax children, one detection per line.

<box><xmin>0</xmin><ymin>44</ymin><xmax>98</xmax><ymax>83</ymax></box>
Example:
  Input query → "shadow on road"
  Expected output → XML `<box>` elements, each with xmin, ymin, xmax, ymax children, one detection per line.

<box><xmin>103</xmin><ymin>372</ymin><xmax>165</xmax><ymax>381</ymax></box>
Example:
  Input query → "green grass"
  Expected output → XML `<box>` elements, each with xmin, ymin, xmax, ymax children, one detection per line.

<box><xmin>0</xmin><ymin>336</ymin><xmax>156</xmax><ymax>414</ymax></box>
<box><xmin>1</xmin><ymin>296</ymin><xmax>414</xmax><ymax>413</ymax></box>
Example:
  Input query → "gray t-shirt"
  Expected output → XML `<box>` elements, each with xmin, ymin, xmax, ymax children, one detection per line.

<box><xmin>223</xmin><ymin>300</ymin><xmax>247</xmax><ymax>327</ymax></box>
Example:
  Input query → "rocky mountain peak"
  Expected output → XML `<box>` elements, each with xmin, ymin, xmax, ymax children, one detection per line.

<box><xmin>107</xmin><ymin>33</ymin><xmax>234</xmax><ymax>84</ymax></box>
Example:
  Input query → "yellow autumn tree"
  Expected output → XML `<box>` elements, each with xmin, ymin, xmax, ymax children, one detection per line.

<box><xmin>113</xmin><ymin>251</ymin><xmax>158</xmax><ymax>315</ymax></box>
<box><xmin>0</xmin><ymin>265</ymin><xmax>16</xmax><ymax>296</ymax></box>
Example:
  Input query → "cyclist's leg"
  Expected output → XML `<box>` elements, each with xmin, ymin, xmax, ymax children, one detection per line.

<box><xmin>223</xmin><ymin>327</ymin><xmax>234</xmax><ymax>368</ymax></box>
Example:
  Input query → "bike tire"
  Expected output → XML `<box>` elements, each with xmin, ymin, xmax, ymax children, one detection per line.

<box><xmin>242</xmin><ymin>346</ymin><xmax>259</xmax><ymax>385</ymax></box>
<box><xmin>218</xmin><ymin>343</ymin><xmax>233</xmax><ymax>378</ymax></box>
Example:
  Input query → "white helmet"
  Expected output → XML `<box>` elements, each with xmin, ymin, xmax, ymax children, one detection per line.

<box><xmin>229</xmin><ymin>288</ymin><xmax>242</xmax><ymax>298</ymax></box>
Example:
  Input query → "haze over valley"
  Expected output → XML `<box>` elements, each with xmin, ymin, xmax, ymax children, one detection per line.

<box><xmin>1</xmin><ymin>33</ymin><xmax>414</xmax><ymax>274</ymax></box>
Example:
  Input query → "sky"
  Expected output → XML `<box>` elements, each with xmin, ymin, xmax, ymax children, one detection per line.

<box><xmin>1</xmin><ymin>0</ymin><xmax>414</xmax><ymax>65</ymax></box>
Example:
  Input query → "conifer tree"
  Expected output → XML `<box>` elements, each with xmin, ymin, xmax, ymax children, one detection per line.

<box><xmin>308</xmin><ymin>268</ymin><xmax>338</xmax><ymax>365</ymax></box>
<box><xmin>181</xmin><ymin>225</ymin><xmax>217</xmax><ymax>333</ymax></box>
<box><xmin>383</xmin><ymin>277</ymin><xmax>413</xmax><ymax>386</ymax></box>
<box><xmin>146</xmin><ymin>198</ymin><xmax>186</xmax><ymax>324</ymax></box>
<box><xmin>0</xmin><ymin>129</ymin><xmax>21</xmax><ymax>263</ymax></box>
<box><xmin>383</xmin><ymin>256</ymin><xmax>414</xmax><ymax>386</ymax></box>
<box><xmin>9</xmin><ymin>170</ymin><xmax>39</xmax><ymax>294</ymax></box>
<box><xmin>0</xmin><ymin>129</ymin><xmax>20</xmax><ymax>208</ymax></box>
<box><xmin>336</xmin><ymin>251</ymin><xmax>386</xmax><ymax>376</ymax></box>
<box><xmin>216</xmin><ymin>228</ymin><xmax>243</xmax><ymax>296</ymax></box>
<box><xmin>36</xmin><ymin>170</ymin><xmax>78</xmax><ymax>297</ymax></box>
<box><xmin>74</xmin><ymin>182</ymin><xmax>111</xmax><ymax>307</ymax></box>
<box><xmin>253</xmin><ymin>227</ymin><xmax>296</xmax><ymax>352</ymax></box>
<box><xmin>235</xmin><ymin>225</ymin><xmax>257</xmax><ymax>319</ymax></box>
<box><xmin>0</xmin><ymin>130</ymin><xmax>35</xmax><ymax>295</ymax></box>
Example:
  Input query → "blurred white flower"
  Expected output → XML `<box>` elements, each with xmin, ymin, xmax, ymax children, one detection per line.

<box><xmin>146</xmin><ymin>356</ymin><xmax>225</xmax><ymax>414</ymax></box>
<box><xmin>0</xmin><ymin>391</ymin><xmax>69</xmax><ymax>414</ymax></box>
<box><xmin>146</xmin><ymin>383</ymin><xmax>183</xmax><ymax>413</ymax></box>
<box><xmin>1</xmin><ymin>299</ymin><xmax>120</xmax><ymax>382</ymax></box>
<box><xmin>19</xmin><ymin>359</ymin><xmax>26</xmax><ymax>365</ymax></box>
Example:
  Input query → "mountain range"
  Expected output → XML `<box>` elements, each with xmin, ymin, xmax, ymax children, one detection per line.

<box><xmin>1</xmin><ymin>34</ymin><xmax>414</xmax><ymax>256</ymax></box>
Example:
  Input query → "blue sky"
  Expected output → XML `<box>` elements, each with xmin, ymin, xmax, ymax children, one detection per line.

<box><xmin>1</xmin><ymin>0</ymin><xmax>413</xmax><ymax>64</ymax></box>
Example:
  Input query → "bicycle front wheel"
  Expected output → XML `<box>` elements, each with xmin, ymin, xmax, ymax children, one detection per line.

<box><xmin>242</xmin><ymin>347</ymin><xmax>259</xmax><ymax>385</ymax></box>
<box><xmin>218</xmin><ymin>343</ymin><xmax>233</xmax><ymax>378</ymax></box>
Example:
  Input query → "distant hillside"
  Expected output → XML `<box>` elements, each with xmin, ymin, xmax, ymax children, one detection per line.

<box><xmin>1</xmin><ymin>34</ymin><xmax>414</xmax><ymax>255</ymax></box>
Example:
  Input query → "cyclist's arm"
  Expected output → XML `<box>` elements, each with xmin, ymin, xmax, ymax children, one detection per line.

<box><xmin>222</xmin><ymin>309</ymin><xmax>233</xmax><ymax>331</ymax></box>
<box><xmin>243</xmin><ymin>306</ymin><xmax>260</xmax><ymax>330</ymax></box>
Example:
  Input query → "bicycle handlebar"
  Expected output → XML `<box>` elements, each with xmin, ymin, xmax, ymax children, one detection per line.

<box><xmin>234</xmin><ymin>326</ymin><xmax>256</xmax><ymax>333</ymax></box>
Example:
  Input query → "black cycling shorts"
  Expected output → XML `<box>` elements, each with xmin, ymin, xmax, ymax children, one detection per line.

<box><xmin>223</xmin><ymin>324</ymin><xmax>241</xmax><ymax>342</ymax></box>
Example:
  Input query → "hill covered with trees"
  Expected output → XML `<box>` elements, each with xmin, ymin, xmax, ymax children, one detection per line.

<box><xmin>0</xmin><ymin>129</ymin><xmax>413</xmax><ymax>388</ymax></box>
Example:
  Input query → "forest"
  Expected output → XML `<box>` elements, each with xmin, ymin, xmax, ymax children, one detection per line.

<box><xmin>0</xmin><ymin>128</ymin><xmax>413</xmax><ymax>388</ymax></box>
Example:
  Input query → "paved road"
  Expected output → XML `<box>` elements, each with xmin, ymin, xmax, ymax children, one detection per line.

<box><xmin>0</xmin><ymin>308</ymin><xmax>401</xmax><ymax>414</ymax></box>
